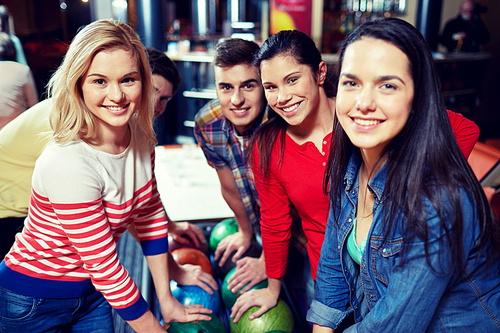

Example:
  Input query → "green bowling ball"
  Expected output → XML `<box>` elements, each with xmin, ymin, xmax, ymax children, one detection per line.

<box><xmin>209</xmin><ymin>218</ymin><xmax>238</xmax><ymax>253</ymax></box>
<box><xmin>229</xmin><ymin>299</ymin><xmax>294</xmax><ymax>333</ymax></box>
<box><xmin>166</xmin><ymin>314</ymin><xmax>226</xmax><ymax>333</ymax></box>
<box><xmin>221</xmin><ymin>267</ymin><xmax>269</xmax><ymax>309</ymax></box>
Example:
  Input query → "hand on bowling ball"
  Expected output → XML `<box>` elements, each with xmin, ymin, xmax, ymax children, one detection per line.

<box><xmin>230</xmin><ymin>286</ymin><xmax>279</xmax><ymax>323</ymax></box>
<box><xmin>214</xmin><ymin>230</ymin><xmax>252</xmax><ymax>267</ymax></box>
<box><xmin>227</xmin><ymin>255</ymin><xmax>267</xmax><ymax>294</ymax></box>
<box><xmin>172</xmin><ymin>263</ymin><xmax>218</xmax><ymax>294</ymax></box>
<box><xmin>169</xmin><ymin>221</ymin><xmax>205</xmax><ymax>249</ymax></box>
<box><xmin>160</xmin><ymin>295</ymin><xmax>212</xmax><ymax>328</ymax></box>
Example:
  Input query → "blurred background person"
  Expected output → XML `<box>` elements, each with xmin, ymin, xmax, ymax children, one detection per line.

<box><xmin>0</xmin><ymin>31</ymin><xmax>38</xmax><ymax>130</ymax></box>
<box><xmin>147</xmin><ymin>47</ymin><xmax>181</xmax><ymax>119</ymax></box>
<box><xmin>439</xmin><ymin>0</ymin><xmax>490</xmax><ymax>53</ymax></box>
<box><xmin>0</xmin><ymin>5</ymin><xmax>27</xmax><ymax>65</ymax></box>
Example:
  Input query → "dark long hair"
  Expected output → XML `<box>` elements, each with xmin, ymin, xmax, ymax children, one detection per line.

<box><xmin>324</xmin><ymin>18</ymin><xmax>499</xmax><ymax>273</ymax></box>
<box><xmin>249</xmin><ymin>30</ymin><xmax>336</xmax><ymax>178</ymax></box>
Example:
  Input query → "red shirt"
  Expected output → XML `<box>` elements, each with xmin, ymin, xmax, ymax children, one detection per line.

<box><xmin>447</xmin><ymin>110</ymin><xmax>480</xmax><ymax>158</ymax></box>
<box><xmin>253</xmin><ymin>133</ymin><xmax>330</xmax><ymax>280</ymax></box>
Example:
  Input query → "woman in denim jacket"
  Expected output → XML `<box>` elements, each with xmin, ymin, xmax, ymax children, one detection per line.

<box><xmin>307</xmin><ymin>18</ymin><xmax>500</xmax><ymax>332</ymax></box>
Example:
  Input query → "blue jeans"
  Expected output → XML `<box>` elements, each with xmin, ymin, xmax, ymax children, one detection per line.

<box><xmin>0</xmin><ymin>286</ymin><xmax>113</xmax><ymax>333</ymax></box>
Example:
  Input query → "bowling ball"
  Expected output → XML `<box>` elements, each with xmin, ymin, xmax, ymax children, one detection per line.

<box><xmin>166</xmin><ymin>313</ymin><xmax>227</xmax><ymax>333</ymax></box>
<box><xmin>168</xmin><ymin>234</ymin><xmax>209</xmax><ymax>256</ymax></box>
<box><xmin>221</xmin><ymin>267</ymin><xmax>269</xmax><ymax>309</ymax></box>
<box><xmin>171</xmin><ymin>248</ymin><xmax>213</xmax><ymax>275</ymax></box>
<box><xmin>170</xmin><ymin>280</ymin><xmax>221</xmax><ymax>314</ymax></box>
<box><xmin>214</xmin><ymin>241</ymin><xmax>262</xmax><ymax>281</ymax></box>
<box><xmin>209</xmin><ymin>218</ymin><xmax>238</xmax><ymax>253</ymax></box>
<box><xmin>229</xmin><ymin>299</ymin><xmax>294</xmax><ymax>333</ymax></box>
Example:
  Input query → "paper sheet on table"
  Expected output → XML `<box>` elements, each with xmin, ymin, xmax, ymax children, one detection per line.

<box><xmin>154</xmin><ymin>145</ymin><xmax>233</xmax><ymax>221</ymax></box>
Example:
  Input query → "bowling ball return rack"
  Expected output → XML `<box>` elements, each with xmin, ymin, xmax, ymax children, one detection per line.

<box><xmin>197</xmin><ymin>221</ymin><xmax>313</xmax><ymax>333</ymax></box>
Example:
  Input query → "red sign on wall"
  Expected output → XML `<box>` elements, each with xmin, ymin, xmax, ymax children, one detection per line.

<box><xmin>270</xmin><ymin>0</ymin><xmax>312</xmax><ymax>36</ymax></box>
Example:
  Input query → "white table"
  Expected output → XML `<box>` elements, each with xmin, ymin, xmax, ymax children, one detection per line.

<box><xmin>154</xmin><ymin>144</ymin><xmax>233</xmax><ymax>222</ymax></box>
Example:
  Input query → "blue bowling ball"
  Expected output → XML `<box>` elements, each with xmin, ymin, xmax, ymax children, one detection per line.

<box><xmin>170</xmin><ymin>280</ymin><xmax>221</xmax><ymax>315</ymax></box>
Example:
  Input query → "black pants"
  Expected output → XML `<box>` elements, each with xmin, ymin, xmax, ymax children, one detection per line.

<box><xmin>0</xmin><ymin>216</ymin><xmax>25</xmax><ymax>259</ymax></box>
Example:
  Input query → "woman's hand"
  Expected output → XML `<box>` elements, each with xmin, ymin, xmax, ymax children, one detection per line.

<box><xmin>160</xmin><ymin>296</ymin><xmax>212</xmax><ymax>328</ymax></box>
<box><xmin>169</xmin><ymin>221</ymin><xmax>205</xmax><ymax>248</ymax></box>
<box><xmin>227</xmin><ymin>255</ymin><xmax>266</xmax><ymax>293</ymax></box>
<box><xmin>214</xmin><ymin>230</ymin><xmax>252</xmax><ymax>266</ymax></box>
<box><xmin>172</xmin><ymin>263</ymin><xmax>218</xmax><ymax>294</ymax></box>
<box><xmin>230</xmin><ymin>286</ymin><xmax>278</xmax><ymax>323</ymax></box>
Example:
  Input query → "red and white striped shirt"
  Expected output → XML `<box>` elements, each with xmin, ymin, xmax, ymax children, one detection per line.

<box><xmin>0</xmin><ymin>123</ymin><xmax>168</xmax><ymax>321</ymax></box>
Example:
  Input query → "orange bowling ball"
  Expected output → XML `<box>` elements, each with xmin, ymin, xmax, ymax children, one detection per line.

<box><xmin>171</xmin><ymin>248</ymin><xmax>213</xmax><ymax>275</ymax></box>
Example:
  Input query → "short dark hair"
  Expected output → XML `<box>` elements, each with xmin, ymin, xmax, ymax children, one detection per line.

<box><xmin>213</xmin><ymin>38</ymin><xmax>260</xmax><ymax>68</ymax></box>
<box><xmin>0</xmin><ymin>32</ymin><xmax>16</xmax><ymax>61</ymax></box>
<box><xmin>147</xmin><ymin>47</ymin><xmax>181</xmax><ymax>96</ymax></box>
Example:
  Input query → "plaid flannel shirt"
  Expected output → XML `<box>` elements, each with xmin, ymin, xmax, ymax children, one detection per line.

<box><xmin>194</xmin><ymin>99</ymin><xmax>307</xmax><ymax>255</ymax></box>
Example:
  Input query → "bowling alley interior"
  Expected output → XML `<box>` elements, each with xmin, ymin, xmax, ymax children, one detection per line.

<box><xmin>1</xmin><ymin>0</ymin><xmax>500</xmax><ymax>332</ymax></box>
<box><xmin>3</xmin><ymin>0</ymin><xmax>499</xmax><ymax>144</ymax></box>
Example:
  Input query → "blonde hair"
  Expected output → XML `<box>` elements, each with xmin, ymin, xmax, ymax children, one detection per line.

<box><xmin>48</xmin><ymin>19</ymin><xmax>156</xmax><ymax>145</ymax></box>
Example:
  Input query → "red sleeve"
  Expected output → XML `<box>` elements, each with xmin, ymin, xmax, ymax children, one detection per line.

<box><xmin>447</xmin><ymin>110</ymin><xmax>480</xmax><ymax>159</ymax></box>
<box><xmin>251</xmin><ymin>141</ymin><xmax>292</xmax><ymax>279</ymax></box>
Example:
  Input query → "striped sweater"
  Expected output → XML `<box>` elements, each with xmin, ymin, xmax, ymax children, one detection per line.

<box><xmin>0</xmin><ymin>122</ymin><xmax>168</xmax><ymax>321</ymax></box>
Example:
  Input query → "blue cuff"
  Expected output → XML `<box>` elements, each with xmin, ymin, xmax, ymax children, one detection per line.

<box><xmin>306</xmin><ymin>299</ymin><xmax>351</xmax><ymax>329</ymax></box>
<box><xmin>140</xmin><ymin>237</ymin><xmax>168</xmax><ymax>256</ymax></box>
<box><xmin>114</xmin><ymin>295</ymin><xmax>149</xmax><ymax>321</ymax></box>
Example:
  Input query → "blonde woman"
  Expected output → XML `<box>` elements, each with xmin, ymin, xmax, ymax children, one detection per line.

<box><xmin>0</xmin><ymin>19</ymin><xmax>211</xmax><ymax>332</ymax></box>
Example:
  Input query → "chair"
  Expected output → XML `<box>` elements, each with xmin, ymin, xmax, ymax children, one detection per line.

<box><xmin>467</xmin><ymin>141</ymin><xmax>500</xmax><ymax>218</ymax></box>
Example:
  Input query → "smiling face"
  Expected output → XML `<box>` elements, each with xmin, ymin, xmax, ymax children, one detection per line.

<box><xmin>260</xmin><ymin>55</ymin><xmax>326</xmax><ymax>128</ymax></box>
<box><xmin>152</xmin><ymin>73</ymin><xmax>174</xmax><ymax>119</ymax></box>
<box><xmin>460</xmin><ymin>0</ymin><xmax>473</xmax><ymax>20</ymax></box>
<box><xmin>81</xmin><ymin>47</ymin><xmax>142</xmax><ymax>135</ymax></box>
<box><xmin>336</xmin><ymin>37</ymin><xmax>414</xmax><ymax>160</ymax></box>
<box><xmin>214</xmin><ymin>64</ymin><xmax>266</xmax><ymax>134</ymax></box>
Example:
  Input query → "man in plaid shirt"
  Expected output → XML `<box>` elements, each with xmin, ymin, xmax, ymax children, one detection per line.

<box><xmin>194</xmin><ymin>38</ymin><xmax>309</xmax><ymax>307</ymax></box>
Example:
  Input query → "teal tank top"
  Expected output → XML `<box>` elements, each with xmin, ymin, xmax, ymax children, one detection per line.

<box><xmin>347</xmin><ymin>218</ymin><xmax>367</xmax><ymax>265</ymax></box>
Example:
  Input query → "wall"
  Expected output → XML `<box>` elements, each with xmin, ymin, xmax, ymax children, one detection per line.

<box><xmin>399</xmin><ymin>0</ymin><xmax>418</xmax><ymax>26</ymax></box>
<box><xmin>474</xmin><ymin>0</ymin><xmax>500</xmax><ymax>139</ymax></box>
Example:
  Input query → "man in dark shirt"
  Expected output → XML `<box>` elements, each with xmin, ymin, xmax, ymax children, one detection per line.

<box><xmin>440</xmin><ymin>0</ymin><xmax>490</xmax><ymax>53</ymax></box>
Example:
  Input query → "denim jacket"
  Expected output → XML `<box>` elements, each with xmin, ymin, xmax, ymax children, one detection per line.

<box><xmin>307</xmin><ymin>153</ymin><xmax>500</xmax><ymax>332</ymax></box>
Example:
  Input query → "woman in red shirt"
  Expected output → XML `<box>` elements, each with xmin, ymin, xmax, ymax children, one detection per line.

<box><xmin>230</xmin><ymin>29</ymin><xmax>479</xmax><ymax>323</ymax></box>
